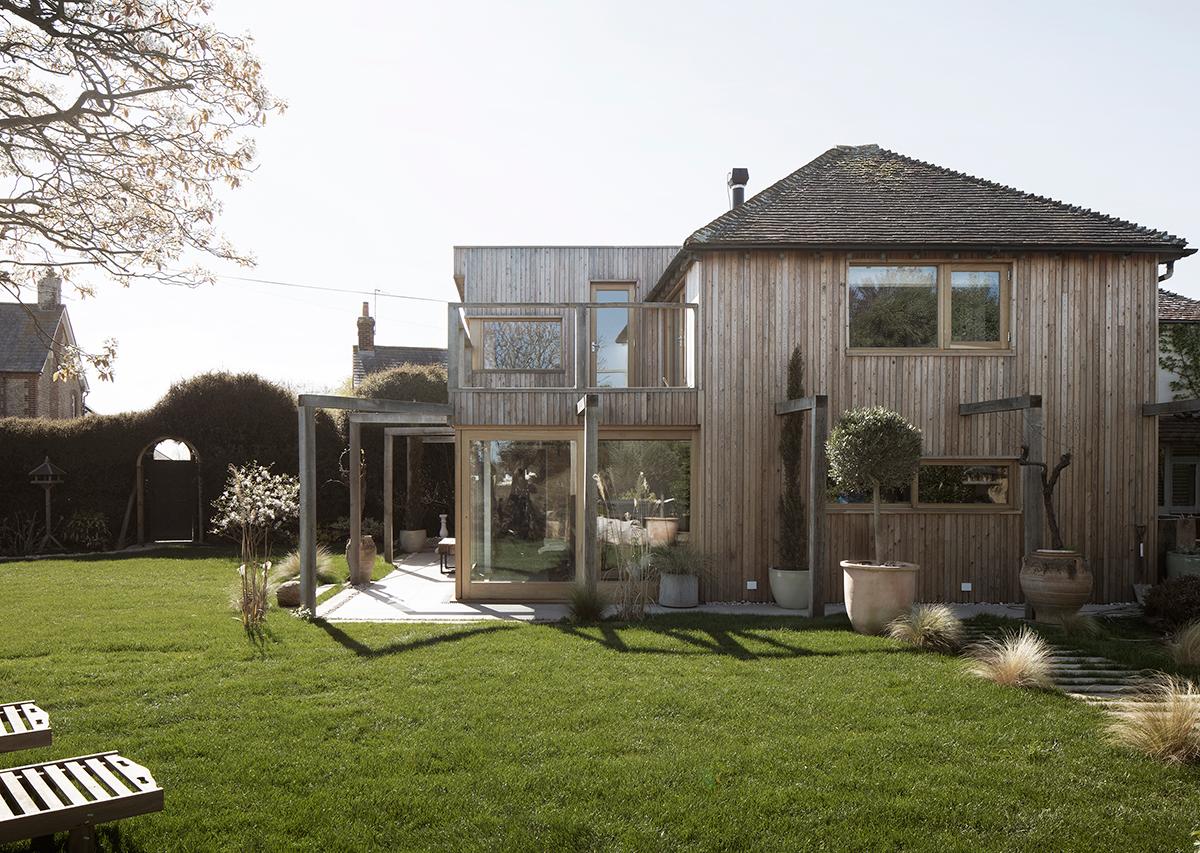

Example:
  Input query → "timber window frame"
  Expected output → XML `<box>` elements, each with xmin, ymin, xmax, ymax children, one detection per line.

<box><xmin>468</xmin><ymin>315</ymin><xmax>567</xmax><ymax>373</ymax></box>
<box><xmin>1160</xmin><ymin>446</ymin><xmax>1200</xmax><ymax>514</ymax></box>
<box><xmin>846</xmin><ymin>261</ymin><xmax>1013</xmax><ymax>353</ymax></box>
<box><xmin>828</xmin><ymin>458</ymin><xmax>1018</xmax><ymax>513</ymax></box>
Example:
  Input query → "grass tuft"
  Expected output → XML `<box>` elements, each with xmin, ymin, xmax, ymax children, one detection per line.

<box><xmin>272</xmin><ymin>546</ymin><xmax>337</xmax><ymax>585</ymax></box>
<box><xmin>887</xmin><ymin>604</ymin><xmax>964</xmax><ymax>653</ymax></box>
<box><xmin>1050</xmin><ymin>611</ymin><xmax>1105</xmax><ymax>640</ymax></box>
<box><xmin>1107</xmin><ymin>675</ymin><xmax>1200</xmax><ymax>763</ymax></box>
<box><xmin>968</xmin><ymin>626</ymin><xmax>1056</xmax><ymax>690</ymax></box>
<box><xmin>1168</xmin><ymin>621</ymin><xmax>1200</xmax><ymax>667</ymax></box>
<box><xmin>567</xmin><ymin>583</ymin><xmax>607</xmax><ymax>624</ymax></box>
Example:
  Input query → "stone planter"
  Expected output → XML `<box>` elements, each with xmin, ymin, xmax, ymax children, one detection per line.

<box><xmin>1166</xmin><ymin>550</ymin><xmax>1200</xmax><ymax>579</ymax></box>
<box><xmin>768</xmin><ymin>567</ymin><xmax>811</xmax><ymax>611</ymax></box>
<box><xmin>658</xmin><ymin>573</ymin><xmax>699</xmax><ymax>608</ymax></box>
<box><xmin>841</xmin><ymin>560</ymin><xmax>919</xmax><ymax>634</ymax></box>
<box><xmin>346</xmin><ymin>534</ymin><xmax>377</xmax><ymax>586</ymax></box>
<box><xmin>645</xmin><ymin>517</ymin><xmax>679</xmax><ymax>547</ymax></box>
<box><xmin>1019</xmin><ymin>549</ymin><xmax>1092</xmax><ymax>621</ymax></box>
<box><xmin>399</xmin><ymin>529</ymin><xmax>426</xmax><ymax>553</ymax></box>
<box><xmin>276</xmin><ymin>579</ymin><xmax>300</xmax><ymax>608</ymax></box>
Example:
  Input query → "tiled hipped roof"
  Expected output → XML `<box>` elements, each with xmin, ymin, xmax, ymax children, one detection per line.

<box><xmin>1160</xmin><ymin>289</ymin><xmax>1200</xmax><ymax>323</ymax></box>
<box><xmin>352</xmin><ymin>345</ymin><xmax>448</xmax><ymax>386</ymax></box>
<box><xmin>686</xmin><ymin>145</ymin><xmax>1192</xmax><ymax>255</ymax></box>
<box><xmin>0</xmin><ymin>303</ymin><xmax>63</xmax><ymax>373</ymax></box>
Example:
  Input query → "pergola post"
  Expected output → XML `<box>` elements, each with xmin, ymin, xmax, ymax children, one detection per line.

<box><xmin>298</xmin><ymin>405</ymin><xmax>317</xmax><ymax>612</ymax></box>
<box><xmin>577</xmin><ymin>393</ymin><xmax>599</xmax><ymax>589</ymax></box>
<box><xmin>775</xmin><ymin>395</ymin><xmax>829</xmax><ymax>618</ymax></box>
<box><xmin>383</xmin><ymin>433</ymin><xmax>394</xmax><ymax>563</ymax></box>
<box><xmin>349</xmin><ymin>419</ymin><xmax>362</xmax><ymax>582</ymax></box>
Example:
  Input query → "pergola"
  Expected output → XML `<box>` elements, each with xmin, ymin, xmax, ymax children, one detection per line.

<box><xmin>295</xmin><ymin>394</ymin><xmax>452</xmax><ymax>612</ymax></box>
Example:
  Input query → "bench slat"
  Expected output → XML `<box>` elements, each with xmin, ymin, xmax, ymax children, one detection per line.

<box><xmin>64</xmin><ymin>761</ymin><xmax>111</xmax><ymax>802</ymax></box>
<box><xmin>0</xmin><ymin>772</ymin><xmax>37</xmax><ymax>816</ymax></box>
<box><xmin>20</xmin><ymin>769</ymin><xmax>64</xmax><ymax>812</ymax></box>
<box><xmin>1</xmin><ymin>706</ymin><xmax>26</xmax><ymax>734</ymax></box>
<box><xmin>42</xmin><ymin>765</ymin><xmax>88</xmax><ymax>807</ymax></box>
<box><xmin>84</xmin><ymin>758</ymin><xmax>132</xmax><ymax>797</ymax></box>
<box><xmin>18</xmin><ymin>704</ymin><xmax>49</xmax><ymax>731</ymax></box>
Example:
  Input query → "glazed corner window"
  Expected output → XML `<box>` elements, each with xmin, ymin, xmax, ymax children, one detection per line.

<box><xmin>476</xmin><ymin>319</ymin><xmax>563</xmax><ymax>370</ymax></box>
<box><xmin>848</xmin><ymin>263</ymin><xmax>1010</xmax><ymax>350</ymax></box>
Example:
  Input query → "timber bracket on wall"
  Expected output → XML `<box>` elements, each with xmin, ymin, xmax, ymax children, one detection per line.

<box><xmin>773</xmin><ymin>395</ymin><xmax>829</xmax><ymax>618</ymax></box>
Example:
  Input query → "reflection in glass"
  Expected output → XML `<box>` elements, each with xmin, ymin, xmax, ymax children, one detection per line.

<box><xmin>597</xmin><ymin>439</ymin><xmax>691</xmax><ymax>580</ymax></box>
<box><xmin>469</xmin><ymin>439</ymin><xmax>576</xmax><ymax>582</ymax></box>
<box><xmin>594</xmin><ymin>289</ymin><xmax>630</xmax><ymax>387</ymax></box>
<box><xmin>951</xmin><ymin>271</ymin><xmax>1002</xmax><ymax>343</ymax></box>
<box><xmin>827</xmin><ymin>478</ymin><xmax>912</xmax><ymax>505</ymax></box>
<box><xmin>848</xmin><ymin>266</ymin><xmax>938</xmax><ymax>348</ymax></box>
<box><xmin>482</xmin><ymin>320</ymin><xmax>562</xmax><ymax>369</ymax></box>
<box><xmin>918</xmin><ymin>464</ymin><xmax>1009</xmax><ymax>505</ymax></box>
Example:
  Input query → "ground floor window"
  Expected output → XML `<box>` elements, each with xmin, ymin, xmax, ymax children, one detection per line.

<box><xmin>829</xmin><ymin>459</ymin><xmax>1014</xmax><ymax>510</ymax></box>
<box><xmin>1160</xmin><ymin>446</ymin><xmax>1200</xmax><ymax>514</ymax></box>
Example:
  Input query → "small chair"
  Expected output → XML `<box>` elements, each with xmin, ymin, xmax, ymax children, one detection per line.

<box><xmin>0</xmin><ymin>751</ymin><xmax>164</xmax><ymax>852</ymax></box>
<box><xmin>0</xmin><ymin>701</ymin><xmax>51</xmax><ymax>754</ymax></box>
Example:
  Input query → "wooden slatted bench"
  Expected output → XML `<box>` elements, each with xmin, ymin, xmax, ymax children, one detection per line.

<box><xmin>0</xmin><ymin>752</ymin><xmax>163</xmax><ymax>852</ymax></box>
<box><xmin>0</xmin><ymin>701</ymin><xmax>50</xmax><ymax>753</ymax></box>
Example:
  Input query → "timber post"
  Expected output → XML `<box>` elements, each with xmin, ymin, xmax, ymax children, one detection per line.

<box><xmin>349</xmin><ymin>419</ymin><xmax>362</xmax><ymax>581</ymax></box>
<box><xmin>383</xmin><ymin>433</ymin><xmax>394</xmax><ymax>564</ymax></box>
<box><xmin>298</xmin><ymin>404</ymin><xmax>317</xmax><ymax>612</ymax></box>
<box><xmin>578</xmin><ymin>393</ymin><xmax>599</xmax><ymax>589</ymax></box>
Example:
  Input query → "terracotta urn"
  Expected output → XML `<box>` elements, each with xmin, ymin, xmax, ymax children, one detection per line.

<box><xmin>841</xmin><ymin>560</ymin><xmax>919</xmax><ymax>634</ymax></box>
<box><xmin>345</xmin><ymin>534</ymin><xmax>377</xmax><ymax>586</ymax></box>
<box><xmin>1019</xmin><ymin>549</ymin><xmax>1091</xmax><ymax>621</ymax></box>
<box><xmin>645</xmin><ymin>517</ymin><xmax>679</xmax><ymax>547</ymax></box>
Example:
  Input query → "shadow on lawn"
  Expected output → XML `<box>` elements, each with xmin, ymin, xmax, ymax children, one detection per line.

<box><xmin>554</xmin><ymin>616</ymin><xmax>886</xmax><ymax>661</ymax></box>
<box><xmin>28</xmin><ymin>824</ymin><xmax>148</xmax><ymax>852</ymax></box>
<box><xmin>314</xmin><ymin>619</ymin><xmax>513</xmax><ymax>658</ymax></box>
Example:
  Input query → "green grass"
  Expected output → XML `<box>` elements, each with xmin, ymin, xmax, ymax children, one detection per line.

<box><xmin>2</xmin><ymin>553</ymin><xmax>1200</xmax><ymax>851</ymax></box>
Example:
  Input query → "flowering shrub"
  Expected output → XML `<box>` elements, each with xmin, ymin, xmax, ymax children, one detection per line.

<box><xmin>211</xmin><ymin>463</ymin><xmax>299</xmax><ymax>628</ymax></box>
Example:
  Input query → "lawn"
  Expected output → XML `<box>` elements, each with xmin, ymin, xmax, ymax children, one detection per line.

<box><xmin>1</xmin><ymin>551</ymin><xmax>1199</xmax><ymax>852</ymax></box>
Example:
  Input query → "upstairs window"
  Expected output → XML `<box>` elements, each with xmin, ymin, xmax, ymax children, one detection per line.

<box><xmin>848</xmin><ymin>263</ymin><xmax>1011</xmax><ymax>351</ymax></box>
<box><xmin>473</xmin><ymin>318</ymin><xmax>564</xmax><ymax>371</ymax></box>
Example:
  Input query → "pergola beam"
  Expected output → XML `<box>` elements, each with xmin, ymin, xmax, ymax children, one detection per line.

<box><xmin>382</xmin><ymin>427</ymin><xmax>455</xmax><ymax>437</ymax></box>
<box><xmin>1142</xmin><ymin>398</ymin><xmax>1200</xmax><ymax>416</ymax></box>
<box><xmin>775</xmin><ymin>394</ymin><xmax>828</xmax><ymax>618</ymax></box>
<box><xmin>958</xmin><ymin>394</ymin><xmax>1042</xmax><ymax>416</ymax></box>
<box><xmin>347</xmin><ymin>412</ymin><xmax>449</xmax><ymax>425</ymax></box>
<box><xmin>297</xmin><ymin>394</ymin><xmax>451</xmax><ymax>416</ymax></box>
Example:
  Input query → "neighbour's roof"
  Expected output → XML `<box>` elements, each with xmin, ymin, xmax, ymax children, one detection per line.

<box><xmin>353</xmin><ymin>345</ymin><xmax>448</xmax><ymax>386</ymax></box>
<box><xmin>1160</xmin><ymin>288</ymin><xmax>1200</xmax><ymax>323</ymax></box>
<box><xmin>0</xmin><ymin>303</ymin><xmax>63</xmax><ymax>373</ymax></box>
<box><xmin>684</xmin><ymin>144</ymin><xmax>1192</xmax><ymax>255</ymax></box>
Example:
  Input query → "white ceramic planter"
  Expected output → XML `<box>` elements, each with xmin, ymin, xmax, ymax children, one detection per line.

<box><xmin>841</xmin><ymin>560</ymin><xmax>919</xmax><ymax>634</ymax></box>
<box><xmin>658</xmin><ymin>573</ymin><xmax>699</xmax><ymax>608</ymax></box>
<box><xmin>768</xmin><ymin>568</ymin><xmax>811</xmax><ymax>611</ymax></box>
<box><xmin>399</xmin><ymin>529</ymin><xmax>426</xmax><ymax>553</ymax></box>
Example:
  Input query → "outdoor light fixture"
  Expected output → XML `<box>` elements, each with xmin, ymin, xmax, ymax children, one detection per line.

<box><xmin>28</xmin><ymin>456</ymin><xmax>66</xmax><ymax>552</ymax></box>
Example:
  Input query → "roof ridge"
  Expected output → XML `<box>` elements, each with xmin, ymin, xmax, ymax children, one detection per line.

<box><xmin>873</xmin><ymin>146</ymin><xmax>1185</xmax><ymax>245</ymax></box>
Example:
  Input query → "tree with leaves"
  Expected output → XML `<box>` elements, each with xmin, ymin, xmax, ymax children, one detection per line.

<box><xmin>0</xmin><ymin>1</ymin><xmax>283</xmax><ymax>379</ymax></box>
<box><xmin>1159</xmin><ymin>323</ymin><xmax>1200</xmax><ymax>400</ymax></box>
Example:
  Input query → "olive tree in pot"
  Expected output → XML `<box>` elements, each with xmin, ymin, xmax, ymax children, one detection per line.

<box><xmin>1017</xmin><ymin>447</ymin><xmax>1091</xmax><ymax>621</ymax></box>
<box><xmin>827</xmin><ymin>406</ymin><xmax>922</xmax><ymax>634</ymax></box>
<box><xmin>770</xmin><ymin>347</ymin><xmax>810</xmax><ymax>610</ymax></box>
<box><xmin>399</xmin><ymin>439</ymin><xmax>428</xmax><ymax>553</ymax></box>
<box><xmin>653</xmin><ymin>545</ymin><xmax>712</xmax><ymax>608</ymax></box>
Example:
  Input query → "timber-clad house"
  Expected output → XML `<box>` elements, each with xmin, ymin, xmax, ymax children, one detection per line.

<box><xmin>445</xmin><ymin>144</ymin><xmax>1193</xmax><ymax>606</ymax></box>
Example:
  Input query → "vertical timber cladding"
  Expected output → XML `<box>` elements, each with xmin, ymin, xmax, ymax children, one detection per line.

<box><xmin>694</xmin><ymin>249</ymin><xmax>1157</xmax><ymax>604</ymax></box>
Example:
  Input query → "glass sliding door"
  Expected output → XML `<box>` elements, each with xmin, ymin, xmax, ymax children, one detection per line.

<box><xmin>591</xmin><ymin>283</ymin><xmax>634</xmax><ymax>388</ymax></box>
<box><xmin>464</xmin><ymin>434</ymin><xmax>578</xmax><ymax>596</ymax></box>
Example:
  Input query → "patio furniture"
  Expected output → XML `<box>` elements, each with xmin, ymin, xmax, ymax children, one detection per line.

<box><xmin>0</xmin><ymin>702</ymin><xmax>50</xmax><ymax>753</ymax></box>
<box><xmin>437</xmin><ymin>537</ymin><xmax>455</xmax><ymax>575</ymax></box>
<box><xmin>0</xmin><ymin>751</ymin><xmax>163</xmax><ymax>852</ymax></box>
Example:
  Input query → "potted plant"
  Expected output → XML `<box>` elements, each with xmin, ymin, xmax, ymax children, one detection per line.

<box><xmin>827</xmin><ymin>406</ymin><xmax>923</xmax><ymax>634</ymax></box>
<box><xmin>770</xmin><ymin>347</ymin><xmax>810</xmax><ymax>610</ymax></box>
<box><xmin>652</xmin><ymin>545</ymin><xmax>711</xmax><ymax>608</ymax></box>
<box><xmin>1167</xmin><ymin>544</ymin><xmax>1200</xmax><ymax>578</ymax></box>
<box><xmin>399</xmin><ymin>439</ymin><xmax>428</xmax><ymax>553</ymax></box>
<box><xmin>644</xmin><ymin>495</ymin><xmax>679</xmax><ymax>547</ymax></box>
<box><xmin>1017</xmin><ymin>447</ymin><xmax>1092</xmax><ymax>620</ymax></box>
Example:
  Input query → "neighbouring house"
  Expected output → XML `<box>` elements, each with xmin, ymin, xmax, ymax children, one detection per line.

<box><xmin>445</xmin><ymin>144</ymin><xmax>1193</xmax><ymax>605</ymax></box>
<box><xmin>351</xmin><ymin>301</ymin><xmax>447</xmax><ymax>388</ymax></box>
<box><xmin>1156</xmin><ymin>287</ymin><xmax>1200</xmax><ymax>516</ymax></box>
<box><xmin>0</xmin><ymin>272</ymin><xmax>87</xmax><ymax>419</ymax></box>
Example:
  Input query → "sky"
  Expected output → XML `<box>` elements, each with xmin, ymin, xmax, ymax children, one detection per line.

<box><xmin>37</xmin><ymin>0</ymin><xmax>1200</xmax><ymax>413</ymax></box>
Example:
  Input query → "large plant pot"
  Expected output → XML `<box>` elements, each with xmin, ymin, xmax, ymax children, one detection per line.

<box><xmin>769</xmin><ymin>567</ymin><xmax>811</xmax><ymax>611</ymax></box>
<box><xmin>658</xmin><ymin>574</ymin><xmax>699</xmax><ymax>608</ymax></box>
<box><xmin>399</xmin><ymin>529</ymin><xmax>427</xmax><ymax>553</ymax></box>
<box><xmin>841</xmin><ymin>560</ymin><xmax>919</xmax><ymax>635</ymax></box>
<box><xmin>645</xmin><ymin>517</ymin><xmax>679</xmax><ymax>547</ymax></box>
<box><xmin>1020</xmin><ymin>549</ymin><xmax>1091</xmax><ymax>621</ymax></box>
<box><xmin>345</xmin><ymin>535</ymin><xmax>376</xmax><ymax>586</ymax></box>
<box><xmin>1166</xmin><ymin>550</ymin><xmax>1200</xmax><ymax>579</ymax></box>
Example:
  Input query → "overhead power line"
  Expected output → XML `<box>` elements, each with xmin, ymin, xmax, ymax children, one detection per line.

<box><xmin>213</xmin><ymin>273</ymin><xmax>452</xmax><ymax>305</ymax></box>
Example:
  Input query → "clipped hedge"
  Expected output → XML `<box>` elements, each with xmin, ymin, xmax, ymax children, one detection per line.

<box><xmin>0</xmin><ymin>372</ymin><xmax>343</xmax><ymax>546</ymax></box>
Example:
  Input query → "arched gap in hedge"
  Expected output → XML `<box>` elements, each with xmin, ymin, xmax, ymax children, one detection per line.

<box><xmin>135</xmin><ymin>436</ymin><xmax>203</xmax><ymax>545</ymax></box>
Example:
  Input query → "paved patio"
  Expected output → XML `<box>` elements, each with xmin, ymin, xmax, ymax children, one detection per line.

<box><xmin>315</xmin><ymin>551</ymin><xmax>1139</xmax><ymax>624</ymax></box>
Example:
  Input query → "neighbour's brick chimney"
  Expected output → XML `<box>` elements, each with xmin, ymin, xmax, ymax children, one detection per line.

<box><xmin>357</xmin><ymin>301</ymin><xmax>375</xmax><ymax>351</ymax></box>
<box><xmin>37</xmin><ymin>271</ymin><xmax>61</xmax><ymax>310</ymax></box>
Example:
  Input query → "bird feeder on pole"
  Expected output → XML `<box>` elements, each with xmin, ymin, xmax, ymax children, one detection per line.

<box><xmin>28</xmin><ymin>456</ymin><xmax>66</xmax><ymax>552</ymax></box>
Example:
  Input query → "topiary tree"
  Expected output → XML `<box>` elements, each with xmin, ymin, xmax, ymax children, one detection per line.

<box><xmin>826</xmin><ymin>406</ymin><xmax>922</xmax><ymax>565</ymax></box>
<box><xmin>777</xmin><ymin>347</ymin><xmax>806</xmax><ymax>571</ymax></box>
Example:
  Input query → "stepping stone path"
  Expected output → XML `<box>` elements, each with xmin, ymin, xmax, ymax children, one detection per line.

<box><xmin>961</xmin><ymin>625</ymin><xmax>1154</xmax><ymax>704</ymax></box>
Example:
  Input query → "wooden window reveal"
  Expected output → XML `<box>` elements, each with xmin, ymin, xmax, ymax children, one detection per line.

<box><xmin>848</xmin><ymin>262</ymin><xmax>1011</xmax><ymax>351</ymax></box>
